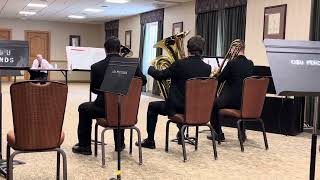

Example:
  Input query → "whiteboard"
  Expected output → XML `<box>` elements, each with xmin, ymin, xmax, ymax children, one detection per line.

<box><xmin>66</xmin><ymin>46</ymin><xmax>106</xmax><ymax>70</ymax></box>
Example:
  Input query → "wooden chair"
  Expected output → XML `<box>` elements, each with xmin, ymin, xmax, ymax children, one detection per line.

<box><xmin>7</xmin><ymin>81</ymin><xmax>68</xmax><ymax>180</ymax></box>
<box><xmin>219</xmin><ymin>77</ymin><xmax>269</xmax><ymax>152</ymax></box>
<box><xmin>166</xmin><ymin>78</ymin><xmax>218</xmax><ymax>162</ymax></box>
<box><xmin>94</xmin><ymin>78</ymin><xmax>143</xmax><ymax>167</ymax></box>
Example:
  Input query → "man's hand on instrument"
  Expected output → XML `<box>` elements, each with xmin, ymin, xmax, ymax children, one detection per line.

<box><xmin>212</xmin><ymin>67</ymin><xmax>219</xmax><ymax>76</ymax></box>
<box><xmin>150</xmin><ymin>60</ymin><xmax>156</xmax><ymax>66</ymax></box>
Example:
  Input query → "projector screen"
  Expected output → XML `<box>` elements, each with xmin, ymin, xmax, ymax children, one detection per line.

<box><xmin>66</xmin><ymin>46</ymin><xmax>106</xmax><ymax>70</ymax></box>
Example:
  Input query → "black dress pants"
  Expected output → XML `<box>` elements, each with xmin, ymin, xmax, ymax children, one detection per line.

<box><xmin>147</xmin><ymin>101</ymin><xmax>183</xmax><ymax>141</ymax></box>
<box><xmin>211</xmin><ymin>95</ymin><xmax>241</xmax><ymax>134</ymax></box>
<box><xmin>78</xmin><ymin>102</ymin><xmax>124</xmax><ymax>148</ymax></box>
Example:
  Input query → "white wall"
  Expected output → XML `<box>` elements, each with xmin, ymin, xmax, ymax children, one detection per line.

<box><xmin>119</xmin><ymin>15</ymin><xmax>141</xmax><ymax>58</ymax></box>
<box><xmin>163</xmin><ymin>0</ymin><xmax>196</xmax><ymax>51</ymax></box>
<box><xmin>245</xmin><ymin>0</ymin><xmax>312</xmax><ymax>66</ymax></box>
<box><xmin>118</xmin><ymin>0</ymin><xmax>196</xmax><ymax>58</ymax></box>
<box><xmin>0</xmin><ymin>18</ymin><xmax>104</xmax><ymax>81</ymax></box>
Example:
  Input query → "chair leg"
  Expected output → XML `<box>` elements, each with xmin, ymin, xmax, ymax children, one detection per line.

<box><xmin>237</xmin><ymin>120</ymin><xmax>245</xmax><ymax>152</ymax></box>
<box><xmin>56</xmin><ymin>151</ymin><xmax>60</xmax><ymax>180</ymax></box>
<box><xmin>165</xmin><ymin>120</ymin><xmax>171</xmax><ymax>152</ymax></box>
<box><xmin>181</xmin><ymin>125</ymin><xmax>187</xmax><ymax>162</ymax></box>
<box><xmin>129</xmin><ymin>129</ymin><xmax>133</xmax><ymax>155</ymax></box>
<box><xmin>101</xmin><ymin>129</ymin><xmax>108</xmax><ymax>168</ymax></box>
<box><xmin>94</xmin><ymin>123</ymin><xmax>98</xmax><ymax>157</ymax></box>
<box><xmin>195</xmin><ymin>126</ymin><xmax>199</xmax><ymax>151</ymax></box>
<box><xmin>207</xmin><ymin>125</ymin><xmax>218</xmax><ymax>160</ymax></box>
<box><xmin>56</xmin><ymin>148</ymin><xmax>68</xmax><ymax>180</ymax></box>
<box><xmin>133</xmin><ymin>127</ymin><xmax>143</xmax><ymax>165</ymax></box>
<box><xmin>6</xmin><ymin>145</ymin><xmax>10</xmax><ymax>180</ymax></box>
<box><xmin>259</xmin><ymin>118</ymin><xmax>269</xmax><ymax>150</ymax></box>
<box><xmin>8</xmin><ymin>151</ymin><xmax>18</xmax><ymax>180</ymax></box>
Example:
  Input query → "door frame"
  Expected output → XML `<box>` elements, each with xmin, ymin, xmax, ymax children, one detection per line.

<box><xmin>0</xmin><ymin>28</ymin><xmax>12</xmax><ymax>81</ymax></box>
<box><xmin>24</xmin><ymin>30</ymin><xmax>51</xmax><ymax>80</ymax></box>
<box><xmin>0</xmin><ymin>28</ymin><xmax>12</xmax><ymax>40</ymax></box>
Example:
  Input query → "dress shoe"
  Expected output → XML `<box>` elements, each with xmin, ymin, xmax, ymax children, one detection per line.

<box><xmin>136</xmin><ymin>138</ymin><xmax>156</xmax><ymax>149</ymax></box>
<box><xmin>115</xmin><ymin>144</ymin><xmax>126</xmax><ymax>152</ymax></box>
<box><xmin>207</xmin><ymin>132</ymin><xmax>225</xmax><ymax>142</ymax></box>
<box><xmin>72</xmin><ymin>144</ymin><xmax>92</xmax><ymax>155</ymax></box>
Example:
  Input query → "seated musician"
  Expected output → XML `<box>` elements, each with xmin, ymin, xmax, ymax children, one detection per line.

<box><xmin>72</xmin><ymin>36</ymin><xmax>147</xmax><ymax>155</ymax></box>
<box><xmin>138</xmin><ymin>35</ymin><xmax>211</xmax><ymax>149</ymax></box>
<box><xmin>30</xmin><ymin>54</ymin><xmax>50</xmax><ymax>80</ymax></box>
<box><xmin>207</xmin><ymin>40</ymin><xmax>254</xmax><ymax>142</ymax></box>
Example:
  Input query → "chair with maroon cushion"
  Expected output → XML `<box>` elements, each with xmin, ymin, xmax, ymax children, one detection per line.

<box><xmin>7</xmin><ymin>81</ymin><xmax>68</xmax><ymax>180</ymax></box>
<box><xmin>165</xmin><ymin>78</ymin><xmax>218</xmax><ymax>162</ymax></box>
<box><xmin>219</xmin><ymin>77</ymin><xmax>269</xmax><ymax>152</ymax></box>
<box><xmin>94</xmin><ymin>78</ymin><xmax>143</xmax><ymax>167</ymax></box>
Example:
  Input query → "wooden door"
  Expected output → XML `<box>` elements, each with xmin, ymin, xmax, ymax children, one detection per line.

<box><xmin>25</xmin><ymin>31</ymin><xmax>50</xmax><ymax>80</ymax></box>
<box><xmin>0</xmin><ymin>29</ymin><xmax>12</xmax><ymax>81</ymax></box>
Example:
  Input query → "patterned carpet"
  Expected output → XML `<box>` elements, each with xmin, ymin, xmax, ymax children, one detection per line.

<box><xmin>0</xmin><ymin>83</ymin><xmax>319</xmax><ymax>180</ymax></box>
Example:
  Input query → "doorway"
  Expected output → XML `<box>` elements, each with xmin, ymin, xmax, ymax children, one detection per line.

<box><xmin>142</xmin><ymin>22</ymin><xmax>159</xmax><ymax>93</ymax></box>
<box><xmin>25</xmin><ymin>31</ymin><xmax>50</xmax><ymax>80</ymax></box>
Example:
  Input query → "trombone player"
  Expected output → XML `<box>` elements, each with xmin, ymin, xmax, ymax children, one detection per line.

<box><xmin>208</xmin><ymin>39</ymin><xmax>254</xmax><ymax>142</ymax></box>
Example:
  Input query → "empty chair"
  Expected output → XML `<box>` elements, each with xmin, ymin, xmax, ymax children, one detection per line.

<box><xmin>219</xmin><ymin>77</ymin><xmax>269</xmax><ymax>152</ymax></box>
<box><xmin>166</xmin><ymin>78</ymin><xmax>218</xmax><ymax>162</ymax></box>
<box><xmin>94</xmin><ymin>78</ymin><xmax>143</xmax><ymax>167</ymax></box>
<box><xmin>7</xmin><ymin>81</ymin><xmax>68</xmax><ymax>180</ymax></box>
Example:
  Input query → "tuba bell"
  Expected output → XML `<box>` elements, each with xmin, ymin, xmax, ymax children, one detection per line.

<box><xmin>212</xmin><ymin>39</ymin><xmax>243</xmax><ymax>96</ymax></box>
<box><xmin>152</xmin><ymin>31</ymin><xmax>190</xmax><ymax>99</ymax></box>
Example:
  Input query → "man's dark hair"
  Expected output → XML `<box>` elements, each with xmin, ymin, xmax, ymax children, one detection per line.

<box><xmin>104</xmin><ymin>36</ymin><xmax>121</xmax><ymax>54</ymax></box>
<box><xmin>187</xmin><ymin>35</ymin><xmax>205</xmax><ymax>56</ymax></box>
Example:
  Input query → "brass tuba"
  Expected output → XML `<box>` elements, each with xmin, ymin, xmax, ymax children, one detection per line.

<box><xmin>212</xmin><ymin>39</ymin><xmax>243</xmax><ymax>96</ymax></box>
<box><xmin>152</xmin><ymin>31</ymin><xmax>190</xmax><ymax>99</ymax></box>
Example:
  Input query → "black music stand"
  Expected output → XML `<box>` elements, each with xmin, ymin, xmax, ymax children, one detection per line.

<box><xmin>99</xmin><ymin>57</ymin><xmax>139</xmax><ymax>180</ymax></box>
<box><xmin>265</xmin><ymin>39</ymin><xmax>320</xmax><ymax>180</ymax></box>
<box><xmin>0</xmin><ymin>40</ymin><xmax>29</xmax><ymax>177</ymax></box>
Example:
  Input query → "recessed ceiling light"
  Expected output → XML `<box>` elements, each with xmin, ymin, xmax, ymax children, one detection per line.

<box><xmin>84</xmin><ymin>8</ymin><xmax>103</xmax><ymax>13</ymax></box>
<box><xmin>68</xmin><ymin>15</ymin><xmax>86</xmax><ymax>19</ymax></box>
<box><xmin>19</xmin><ymin>11</ymin><xmax>36</xmax><ymax>15</ymax></box>
<box><xmin>105</xmin><ymin>0</ymin><xmax>129</xmax><ymax>3</ymax></box>
<box><xmin>27</xmin><ymin>3</ymin><xmax>47</xmax><ymax>8</ymax></box>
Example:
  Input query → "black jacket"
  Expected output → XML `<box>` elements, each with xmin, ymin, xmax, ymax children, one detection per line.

<box><xmin>91</xmin><ymin>54</ymin><xmax>147</xmax><ymax>107</ymax></box>
<box><xmin>217</xmin><ymin>55</ymin><xmax>254</xmax><ymax>108</ymax></box>
<box><xmin>148</xmin><ymin>55</ymin><xmax>211</xmax><ymax>115</ymax></box>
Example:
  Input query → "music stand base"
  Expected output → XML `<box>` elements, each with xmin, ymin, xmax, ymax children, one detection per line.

<box><xmin>171</xmin><ymin>137</ymin><xmax>196</xmax><ymax>146</ymax></box>
<box><xmin>0</xmin><ymin>159</ymin><xmax>25</xmax><ymax>177</ymax></box>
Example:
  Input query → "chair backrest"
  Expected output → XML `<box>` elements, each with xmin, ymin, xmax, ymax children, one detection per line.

<box><xmin>241</xmin><ymin>77</ymin><xmax>269</xmax><ymax>118</ymax></box>
<box><xmin>104</xmin><ymin>78</ymin><xmax>143</xmax><ymax>127</ymax></box>
<box><xmin>185</xmin><ymin>78</ymin><xmax>218</xmax><ymax>125</ymax></box>
<box><xmin>10</xmin><ymin>81</ymin><xmax>68</xmax><ymax>150</ymax></box>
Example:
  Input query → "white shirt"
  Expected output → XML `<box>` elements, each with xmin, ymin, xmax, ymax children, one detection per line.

<box><xmin>31</xmin><ymin>59</ymin><xmax>50</xmax><ymax>72</ymax></box>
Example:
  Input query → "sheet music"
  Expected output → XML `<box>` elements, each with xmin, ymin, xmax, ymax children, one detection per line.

<box><xmin>203</xmin><ymin>58</ymin><xmax>218</xmax><ymax>71</ymax></box>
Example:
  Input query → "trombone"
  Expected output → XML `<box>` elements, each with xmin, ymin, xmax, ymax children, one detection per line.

<box><xmin>211</xmin><ymin>39</ymin><xmax>243</xmax><ymax>96</ymax></box>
